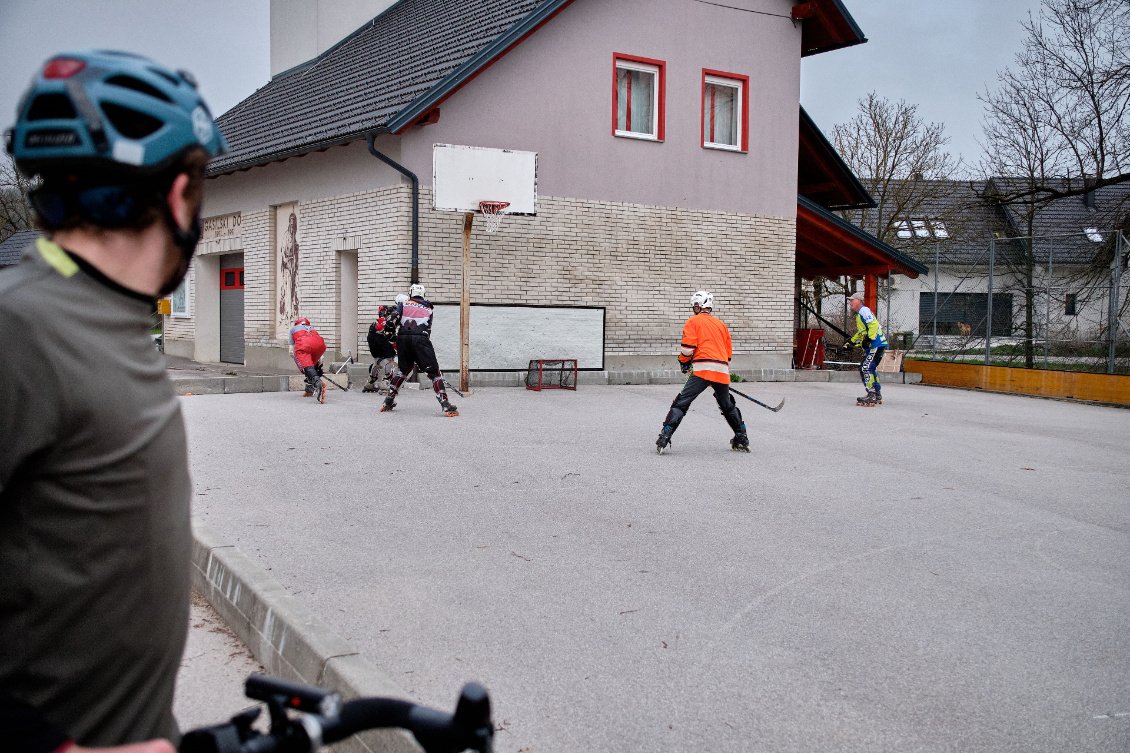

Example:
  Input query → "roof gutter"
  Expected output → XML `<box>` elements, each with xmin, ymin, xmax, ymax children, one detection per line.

<box><xmin>367</xmin><ymin>134</ymin><xmax>419</xmax><ymax>284</ymax></box>
<box><xmin>385</xmin><ymin>0</ymin><xmax>576</xmax><ymax>134</ymax></box>
<box><xmin>205</xmin><ymin>127</ymin><xmax>389</xmax><ymax>177</ymax></box>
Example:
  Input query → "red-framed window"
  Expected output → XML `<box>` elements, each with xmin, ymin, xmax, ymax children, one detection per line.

<box><xmin>701</xmin><ymin>69</ymin><xmax>749</xmax><ymax>152</ymax></box>
<box><xmin>613</xmin><ymin>53</ymin><xmax>666</xmax><ymax>142</ymax></box>
<box><xmin>220</xmin><ymin>267</ymin><xmax>244</xmax><ymax>290</ymax></box>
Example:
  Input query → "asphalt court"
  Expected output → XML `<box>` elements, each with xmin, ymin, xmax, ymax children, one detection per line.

<box><xmin>181</xmin><ymin>381</ymin><xmax>1130</xmax><ymax>752</ymax></box>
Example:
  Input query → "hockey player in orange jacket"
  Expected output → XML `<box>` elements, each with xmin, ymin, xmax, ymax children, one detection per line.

<box><xmin>656</xmin><ymin>291</ymin><xmax>749</xmax><ymax>454</ymax></box>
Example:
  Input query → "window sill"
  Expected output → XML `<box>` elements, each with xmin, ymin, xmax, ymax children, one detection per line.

<box><xmin>615</xmin><ymin>131</ymin><xmax>662</xmax><ymax>142</ymax></box>
<box><xmin>170</xmin><ymin>312</ymin><xmax>193</xmax><ymax>319</ymax></box>
<box><xmin>703</xmin><ymin>142</ymin><xmax>745</xmax><ymax>153</ymax></box>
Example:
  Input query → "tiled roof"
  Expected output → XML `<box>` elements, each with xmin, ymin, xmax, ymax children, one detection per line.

<box><xmin>0</xmin><ymin>229</ymin><xmax>40</xmax><ymax>267</ymax></box>
<box><xmin>209</xmin><ymin>0</ymin><xmax>556</xmax><ymax>175</ymax></box>
<box><xmin>988</xmin><ymin>177</ymin><xmax>1130</xmax><ymax>264</ymax></box>
<box><xmin>851</xmin><ymin>178</ymin><xmax>1130</xmax><ymax>267</ymax></box>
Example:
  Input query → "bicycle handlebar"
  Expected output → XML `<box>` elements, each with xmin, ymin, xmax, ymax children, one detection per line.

<box><xmin>180</xmin><ymin>674</ymin><xmax>492</xmax><ymax>753</ymax></box>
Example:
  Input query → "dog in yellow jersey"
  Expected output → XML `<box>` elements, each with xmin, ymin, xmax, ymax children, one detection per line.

<box><xmin>656</xmin><ymin>291</ymin><xmax>748</xmax><ymax>454</ymax></box>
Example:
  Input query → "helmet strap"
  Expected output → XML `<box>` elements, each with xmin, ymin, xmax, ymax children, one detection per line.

<box><xmin>158</xmin><ymin>201</ymin><xmax>202</xmax><ymax>297</ymax></box>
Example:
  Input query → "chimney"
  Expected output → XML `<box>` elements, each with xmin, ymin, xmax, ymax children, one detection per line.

<box><xmin>271</xmin><ymin>0</ymin><xmax>398</xmax><ymax>77</ymax></box>
<box><xmin>1083</xmin><ymin>175</ymin><xmax>1096</xmax><ymax>210</ymax></box>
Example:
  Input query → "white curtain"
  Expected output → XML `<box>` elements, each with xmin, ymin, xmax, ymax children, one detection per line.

<box><xmin>617</xmin><ymin>67</ymin><xmax>655</xmax><ymax>135</ymax></box>
<box><xmin>704</xmin><ymin>83</ymin><xmax>737</xmax><ymax>146</ymax></box>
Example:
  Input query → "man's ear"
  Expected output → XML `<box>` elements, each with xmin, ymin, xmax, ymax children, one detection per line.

<box><xmin>166</xmin><ymin>173</ymin><xmax>193</xmax><ymax>232</ymax></box>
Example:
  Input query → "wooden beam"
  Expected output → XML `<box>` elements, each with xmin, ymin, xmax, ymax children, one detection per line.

<box><xmin>865</xmin><ymin>273</ymin><xmax>878</xmax><ymax>312</ymax></box>
<box><xmin>797</xmin><ymin>264</ymin><xmax>893</xmax><ymax>278</ymax></box>
<box><xmin>792</xmin><ymin>2</ymin><xmax>817</xmax><ymax>19</ymax></box>
<box><xmin>799</xmin><ymin>181</ymin><xmax>837</xmax><ymax>194</ymax></box>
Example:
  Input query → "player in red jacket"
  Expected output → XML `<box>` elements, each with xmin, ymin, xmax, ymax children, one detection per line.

<box><xmin>656</xmin><ymin>291</ymin><xmax>748</xmax><ymax>454</ymax></box>
<box><xmin>290</xmin><ymin>317</ymin><xmax>327</xmax><ymax>402</ymax></box>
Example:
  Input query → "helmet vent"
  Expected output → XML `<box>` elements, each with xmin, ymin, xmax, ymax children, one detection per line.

<box><xmin>27</xmin><ymin>94</ymin><xmax>77</xmax><ymax>121</ymax></box>
<box><xmin>100</xmin><ymin>103</ymin><xmax>164</xmax><ymax>139</ymax></box>
<box><xmin>149</xmin><ymin>68</ymin><xmax>182</xmax><ymax>87</ymax></box>
<box><xmin>106</xmin><ymin>75</ymin><xmax>173</xmax><ymax>103</ymax></box>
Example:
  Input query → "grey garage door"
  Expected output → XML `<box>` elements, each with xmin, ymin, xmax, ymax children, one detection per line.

<box><xmin>219</xmin><ymin>253</ymin><xmax>244</xmax><ymax>364</ymax></box>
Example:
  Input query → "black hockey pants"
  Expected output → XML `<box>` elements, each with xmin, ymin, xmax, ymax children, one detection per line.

<box><xmin>387</xmin><ymin>334</ymin><xmax>451</xmax><ymax>406</ymax></box>
<box><xmin>662</xmin><ymin>374</ymin><xmax>745</xmax><ymax>437</ymax></box>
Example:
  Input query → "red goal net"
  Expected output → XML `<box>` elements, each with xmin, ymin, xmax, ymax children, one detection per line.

<box><xmin>525</xmin><ymin>359</ymin><xmax>577</xmax><ymax>391</ymax></box>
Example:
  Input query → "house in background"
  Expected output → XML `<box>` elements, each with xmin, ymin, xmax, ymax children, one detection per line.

<box><xmin>164</xmin><ymin>0</ymin><xmax>909</xmax><ymax>374</ymax></box>
<box><xmin>842</xmin><ymin>178</ymin><xmax>1129</xmax><ymax>350</ymax></box>
<box><xmin>0</xmin><ymin>229</ymin><xmax>40</xmax><ymax>270</ymax></box>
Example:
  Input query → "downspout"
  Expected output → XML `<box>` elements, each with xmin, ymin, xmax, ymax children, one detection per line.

<box><xmin>366</xmin><ymin>134</ymin><xmax>419</xmax><ymax>284</ymax></box>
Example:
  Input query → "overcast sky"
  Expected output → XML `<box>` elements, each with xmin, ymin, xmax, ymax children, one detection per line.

<box><xmin>1</xmin><ymin>0</ymin><xmax>1042</xmax><ymax>169</ymax></box>
<box><xmin>800</xmin><ymin>0</ymin><xmax>1043</xmax><ymax>169</ymax></box>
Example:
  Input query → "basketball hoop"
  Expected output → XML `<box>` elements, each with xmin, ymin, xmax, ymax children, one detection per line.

<box><xmin>478</xmin><ymin>201</ymin><xmax>510</xmax><ymax>234</ymax></box>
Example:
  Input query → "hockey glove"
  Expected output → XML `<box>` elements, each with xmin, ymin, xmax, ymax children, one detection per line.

<box><xmin>680</xmin><ymin>362</ymin><xmax>691</xmax><ymax>374</ymax></box>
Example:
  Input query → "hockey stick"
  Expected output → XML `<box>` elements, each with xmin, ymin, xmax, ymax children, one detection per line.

<box><xmin>729</xmin><ymin>386</ymin><xmax>785</xmax><ymax>412</ymax></box>
<box><xmin>443</xmin><ymin>379</ymin><xmax>465</xmax><ymax>398</ymax></box>
<box><xmin>321</xmin><ymin>375</ymin><xmax>349</xmax><ymax>392</ymax></box>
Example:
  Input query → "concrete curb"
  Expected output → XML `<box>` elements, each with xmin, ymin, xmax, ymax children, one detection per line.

<box><xmin>172</xmin><ymin>369</ymin><xmax>922</xmax><ymax>395</ymax></box>
<box><xmin>191</xmin><ymin>519</ymin><xmax>420</xmax><ymax>753</ymax></box>
<box><xmin>171</xmin><ymin>375</ymin><xmax>290</xmax><ymax>396</ymax></box>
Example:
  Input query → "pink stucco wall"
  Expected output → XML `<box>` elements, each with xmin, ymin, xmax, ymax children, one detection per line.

<box><xmin>400</xmin><ymin>0</ymin><xmax>802</xmax><ymax>219</ymax></box>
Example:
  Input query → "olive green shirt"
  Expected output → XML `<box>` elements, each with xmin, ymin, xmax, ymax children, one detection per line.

<box><xmin>0</xmin><ymin>238</ymin><xmax>192</xmax><ymax>744</ymax></box>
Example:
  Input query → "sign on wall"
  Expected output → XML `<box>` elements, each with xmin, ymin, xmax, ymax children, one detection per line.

<box><xmin>202</xmin><ymin>211</ymin><xmax>242</xmax><ymax>241</ymax></box>
<box><xmin>275</xmin><ymin>202</ymin><xmax>300</xmax><ymax>337</ymax></box>
<box><xmin>431</xmin><ymin>305</ymin><xmax>604</xmax><ymax>370</ymax></box>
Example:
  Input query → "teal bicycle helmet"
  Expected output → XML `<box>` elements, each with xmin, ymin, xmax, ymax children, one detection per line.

<box><xmin>6</xmin><ymin>49</ymin><xmax>227</xmax><ymax>178</ymax></box>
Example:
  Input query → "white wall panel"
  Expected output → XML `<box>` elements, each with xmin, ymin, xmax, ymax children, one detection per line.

<box><xmin>430</xmin><ymin>305</ymin><xmax>603</xmax><ymax>370</ymax></box>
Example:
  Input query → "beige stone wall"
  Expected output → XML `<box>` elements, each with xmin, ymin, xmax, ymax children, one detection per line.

<box><xmin>410</xmin><ymin>187</ymin><xmax>796</xmax><ymax>363</ymax></box>
<box><xmin>167</xmin><ymin>184</ymin><xmax>796</xmax><ymax>367</ymax></box>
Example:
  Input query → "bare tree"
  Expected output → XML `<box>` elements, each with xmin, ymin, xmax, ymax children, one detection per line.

<box><xmin>0</xmin><ymin>152</ymin><xmax>35</xmax><ymax>243</ymax></box>
<box><xmin>981</xmin><ymin>0</ymin><xmax>1130</xmax><ymax>204</ymax></box>
<box><xmin>980</xmin><ymin>0</ymin><xmax>1130</xmax><ymax>367</ymax></box>
<box><xmin>831</xmin><ymin>92</ymin><xmax>961</xmax><ymax>245</ymax></box>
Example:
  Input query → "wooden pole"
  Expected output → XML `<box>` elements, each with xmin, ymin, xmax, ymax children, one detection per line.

<box><xmin>864</xmin><ymin>273</ymin><xmax>878</xmax><ymax>313</ymax></box>
<box><xmin>460</xmin><ymin>212</ymin><xmax>473</xmax><ymax>393</ymax></box>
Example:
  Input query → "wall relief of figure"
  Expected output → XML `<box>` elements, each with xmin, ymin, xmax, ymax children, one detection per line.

<box><xmin>276</xmin><ymin>204</ymin><xmax>300</xmax><ymax>334</ymax></box>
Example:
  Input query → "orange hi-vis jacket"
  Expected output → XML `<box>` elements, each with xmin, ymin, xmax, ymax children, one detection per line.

<box><xmin>679</xmin><ymin>312</ymin><xmax>733</xmax><ymax>384</ymax></box>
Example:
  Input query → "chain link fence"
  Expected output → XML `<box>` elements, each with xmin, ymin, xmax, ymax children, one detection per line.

<box><xmin>799</xmin><ymin>230</ymin><xmax>1129</xmax><ymax>375</ymax></box>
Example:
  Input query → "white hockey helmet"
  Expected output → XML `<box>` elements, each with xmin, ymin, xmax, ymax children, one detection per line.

<box><xmin>409</xmin><ymin>284</ymin><xmax>426</xmax><ymax>298</ymax></box>
<box><xmin>395</xmin><ymin>294</ymin><xmax>409</xmax><ymax>304</ymax></box>
<box><xmin>690</xmin><ymin>290</ymin><xmax>714</xmax><ymax>310</ymax></box>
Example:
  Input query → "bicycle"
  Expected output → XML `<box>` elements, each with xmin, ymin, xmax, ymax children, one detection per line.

<box><xmin>180</xmin><ymin>673</ymin><xmax>493</xmax><ymax>753</ymax></box>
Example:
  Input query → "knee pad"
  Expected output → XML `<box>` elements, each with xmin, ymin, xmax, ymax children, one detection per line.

<box><xmin>388</xmin><ymin>372</ymin><xmax>406</xmax><ymax>396</ymax></box>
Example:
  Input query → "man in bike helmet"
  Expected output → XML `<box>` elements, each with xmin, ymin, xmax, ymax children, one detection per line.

<box><xmin>0</xmin><ymin>50</ymin><xmax>227</xmax><ymax>752</ymax></box>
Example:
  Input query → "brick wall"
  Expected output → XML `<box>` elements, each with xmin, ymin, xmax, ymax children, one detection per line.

<box><xmin>409</xmin><ymin>187</ymin><xmax>796</xmax><ymax>359</ymax></box>
<box><xmin>167</xmin><ymin>185</ymin><xmax>795</xmax><ymax>364</ymax></box>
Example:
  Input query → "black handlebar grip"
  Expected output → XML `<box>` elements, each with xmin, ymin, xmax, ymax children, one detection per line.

<box><xmin>245</xmin><ymin>673</ymin><xmax>341</xmax><ymax>716</ymax></box>
<box><xmin>453</xmin><ymin>684</ymin><xmax>491</xmax><ymax>731</ymax></box>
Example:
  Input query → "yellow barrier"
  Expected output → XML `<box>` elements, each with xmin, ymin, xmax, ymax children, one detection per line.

<box><xmin>903</xmin><ymin>360</ymin><xmax>1130</xmax><ymax>405</ymax></box>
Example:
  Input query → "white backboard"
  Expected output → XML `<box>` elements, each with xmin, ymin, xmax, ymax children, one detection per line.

<box><xmin>431</xmin><ymin>305</ymin><xmax>603</xmax><ymax>370</ymax></box>
<box><xmin>432</xmin><ymin>144</ymin><xmax>537</xmax><ymax>215</ymax></box>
